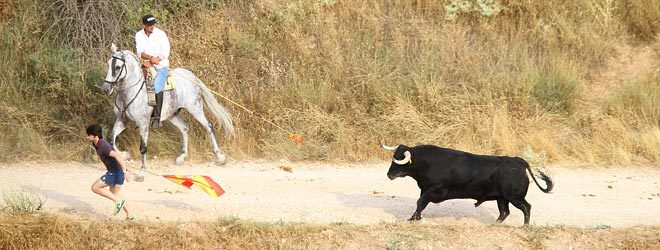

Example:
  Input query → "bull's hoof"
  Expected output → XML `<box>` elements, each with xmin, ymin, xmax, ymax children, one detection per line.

<box><xmin>408</xmin><ymin>215</ymin><xmax>422</xmax><ymax>221</ymax></box>
<box><xmin>495</xmin><ymin>219</ymin><xmax>504</xmax><ymax>223</ymax></box>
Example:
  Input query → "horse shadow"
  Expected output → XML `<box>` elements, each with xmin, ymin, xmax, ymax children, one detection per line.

<box><xmin>334</xmin><ymin>192</ymin><xmax>498</xmax><ymax>224</ymax></box>
<box><xmin>21</xmin><ymin>185</ymin><xmax>105</xmax><ymax>218</ymax></box>
<box><xmin>136</xmin><ymin>199</ymin><xmax>203</xmax><ymax>212</ymax></box>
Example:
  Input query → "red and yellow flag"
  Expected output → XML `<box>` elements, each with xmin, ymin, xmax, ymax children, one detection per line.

<box><xmin>162</xmin><ymin>175</ymin><xmax>225</xmax><ymax>199</ymax></box>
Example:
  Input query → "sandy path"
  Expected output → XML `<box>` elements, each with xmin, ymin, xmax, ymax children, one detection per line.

<box><xmin>1</xmin><ymin>161</ymin><xmax>659</xmax><ymax>228</ymax></box>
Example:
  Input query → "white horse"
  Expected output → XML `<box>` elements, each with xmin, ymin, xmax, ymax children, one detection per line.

<box><xmin>102</xmin><ymin>43</ymin><xmax>234</xmax><ymax>170</ymax></box>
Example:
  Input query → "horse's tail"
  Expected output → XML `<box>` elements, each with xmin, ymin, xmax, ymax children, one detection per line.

<box><xmin>193</xmin><ymin>77</ymin><xmax>235</xmax><ymax>137</ymax></box>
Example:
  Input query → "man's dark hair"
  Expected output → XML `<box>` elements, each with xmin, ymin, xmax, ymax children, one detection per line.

<box><xmin>86</xmin><ymin>124</ymin><xmax>103</xmax><ymax>139</ymax></box>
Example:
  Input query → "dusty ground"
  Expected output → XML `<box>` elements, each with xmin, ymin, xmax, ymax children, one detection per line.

<box><xmin>1</xmin><ymin>161</ymin><xmax>659</xmax><ymax>228</ymax></box>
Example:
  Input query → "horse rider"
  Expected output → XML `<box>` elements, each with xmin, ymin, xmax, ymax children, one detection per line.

<box><xmin>135</xmin><ymin>14</ymin><xmax>171</xmax><ymax>128</ymax></box>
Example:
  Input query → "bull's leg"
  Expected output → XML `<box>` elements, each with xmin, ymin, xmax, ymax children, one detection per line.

<box><xmin>190</xmin><ymin>110</ymin><xmax>227</xmax><ymax>165</ymax></box>
<box><xmin>138</xmin><ymin>125</ymin><xmax>150</xmax><ymax>170</ymax></box>
<box><xmin>495</xmin><ymin>199</ymin><xmax>510</xmax><ymax>223</ymax></box>
<box><xmin>168</xmin><ymin>115</ymin><xmax>189</xmax><ymax>165</ymax></box>
<box><xmin>410</xmin><ymin>187</ymin><xmax>446</xmax><ymax>221</ymax></box>
<box><xmin>510</xmin><ymin>199</ymin><xmax>532</xmax><ymax>225</ymax></box>
<box><xmin>109</xmin><ymin>119</ymin><xmax>130</xmax><ymax>160</ymax></box>
<box><xmin>410</xmin><ymin>198</ymin><xmax>429</xmax><ymax>221</ymax></box>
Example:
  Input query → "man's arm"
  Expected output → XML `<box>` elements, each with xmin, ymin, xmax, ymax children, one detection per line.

<box><xmin>135</xmin><ymin>33</ymin><xmax>145</xmax><ymax>59</ymax></box>
<box><xmin>136</xmin><ymin>32</ymin><xmax>155</xmax><ymax>61</ymax></box>
<box><xmin>141</xmin><ymin>52</ymin><xmax>152</xmax><ymax>60</ymax></box>
<box><xmin>161</xmin><ymin>31</ymin><xmax>171</xmax><ymax>60</ymax></box>
<box><xmin>109</xmin><ymin>150</ymin><xmax>128</xmax><ymax>173</ymax></box>
<box><xmin>109</xmin><ymin>150</ymin><xmax>132</xmax><ymax>181</ymax></box>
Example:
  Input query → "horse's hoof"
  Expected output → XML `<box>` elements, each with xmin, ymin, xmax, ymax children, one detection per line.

<box><xmin>216</xmin><ymin>154</ymin><xmax>228</xmax><ymax>166</ymax></box>
<box><xmin>175</xmin><ymin>155</ymin><xmax>186</xmax><ymax>165</ymax></box>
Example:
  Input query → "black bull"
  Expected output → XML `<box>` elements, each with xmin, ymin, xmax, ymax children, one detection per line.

<box><xmin>379</xmin><ymin>141</ymin><xmax>553</xmax><ymax>225</ymax></box>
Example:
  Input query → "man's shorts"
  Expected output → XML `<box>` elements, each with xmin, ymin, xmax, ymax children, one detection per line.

<box><xmin>100</xmin><ymin>170</ymin><xmax>125</xmax><ymax>187</ymax></box>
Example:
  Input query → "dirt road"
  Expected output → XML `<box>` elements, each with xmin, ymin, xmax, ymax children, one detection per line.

<box><xmin>1</xmin><ymin>161</ymin><xmax>659</xmax><ymax>228</ymax></box>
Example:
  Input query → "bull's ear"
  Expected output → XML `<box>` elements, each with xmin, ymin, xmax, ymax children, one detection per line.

<box><xmin>111</xmin><ymin>43</ymin><xmax>117</xmax><ymax>53</ymax></box>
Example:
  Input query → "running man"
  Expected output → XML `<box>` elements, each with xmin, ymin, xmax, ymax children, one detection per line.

<box><xmin>85</xmin><ymin>124</ymin><xmax>136</xmax><ymax>220</ymax></box>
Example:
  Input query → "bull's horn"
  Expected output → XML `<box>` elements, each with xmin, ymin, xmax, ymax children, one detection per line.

<box><xmin>111</xmin><ymin>43</ymin><xmax>117</xmax><ymax>53</ymax></box>
<box><xmin>378</xmin><ymin>139</ymin><xmax>399</xmax><ymax>151</ymax></box>
<box><xmin>392</xmin><ymin>151</ymin><xmax>412</xmax><ymax>165</ymax></box>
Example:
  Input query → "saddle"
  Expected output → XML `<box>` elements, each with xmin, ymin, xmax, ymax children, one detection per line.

<box><xmin>145</xmin><ymin>67</ymin><xmax>176</xmax><ymax>106</ymax></box>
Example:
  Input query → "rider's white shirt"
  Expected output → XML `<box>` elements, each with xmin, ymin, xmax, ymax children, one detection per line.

<box><xmin>135</xmin><ymin>27</ymin><xmax>170</xmax><ymax>68</ymax></box>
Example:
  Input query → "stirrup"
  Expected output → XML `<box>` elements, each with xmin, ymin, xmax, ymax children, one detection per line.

<box><xmin>150</xmin><ymin>117</ymin><xmax>161</xmax><ymax>129</ymax></box>
<box><xmin>147</xmin><ymin>91</ymin><xmax>156</xmax><ymax>106</ymax></box>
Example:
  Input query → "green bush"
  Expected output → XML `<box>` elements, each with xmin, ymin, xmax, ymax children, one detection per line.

<box><xmin>607</xmin><ymin>70</ymin><xmax>660</xmax><ymax>129</ymax></box>
<box><xmin>444</xmin><ymin>0</ymin><xmax>502</xmax><ymax>20</ymax></box>
<box><xmin>2</xmin><ymin>190</ymin><xmax>46</xmax><ymax>213</ymax></box>
<box><xmin>531</xmin><ymin>70</ymin><xmax>580</xmax><ymax>114</ymax></box>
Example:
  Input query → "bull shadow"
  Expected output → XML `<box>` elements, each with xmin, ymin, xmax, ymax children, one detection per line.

<box><xmin>334</xmin><ymin>192</ymin><xmax>499</xmax><ymax>224</ymax></box>
<box><xmin>21</xmin><ymin>185</ymin><xmax>105</xmax><ymax>218</ymax></box>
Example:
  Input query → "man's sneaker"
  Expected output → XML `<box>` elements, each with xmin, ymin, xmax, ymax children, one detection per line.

<box><xmin>126</xmin><ymin>214</ymin><xmax>137</xmax><ymax>221</ymax></box>
<box><xmin>113</xmin><ymin>199</ymin><xmax>126</xmax><ymax>216</ymax></box>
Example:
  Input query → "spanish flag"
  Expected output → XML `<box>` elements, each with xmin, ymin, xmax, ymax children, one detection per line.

<box><xmin>162</xmin><ymin>175</ymin><xmax>225</xmax><ymax>199</ymax></box>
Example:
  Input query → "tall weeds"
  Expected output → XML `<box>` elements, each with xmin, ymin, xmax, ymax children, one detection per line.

<box><xmin>0</xmin><ymin>0</ymin><xmax>657</xmax><ymax>165</ymax></box>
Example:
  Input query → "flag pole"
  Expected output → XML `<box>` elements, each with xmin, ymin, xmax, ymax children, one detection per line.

<box><xmin>131</xmin><ymin>168</ymin><xmax>160</xmax><ymax>182</ymax></box>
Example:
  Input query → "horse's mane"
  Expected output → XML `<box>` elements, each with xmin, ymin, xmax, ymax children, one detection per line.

<box><xmin>121</xmin><ymin>50</ymin><xmax>141</xmax><ymax>64</ymax></box>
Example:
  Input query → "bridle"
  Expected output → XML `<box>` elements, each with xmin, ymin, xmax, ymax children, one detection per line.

<box><xmin>104</xmin><ymin>55</ymin><xmax>126</xmax><ymax>86</ymax></box>
<box><xmin>104</xmin><ymin>53</ymin><xmax>146</xmax><ymax>118</ymax></box>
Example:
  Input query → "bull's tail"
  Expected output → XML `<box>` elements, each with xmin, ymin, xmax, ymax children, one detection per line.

<box><xmin>521</xmin><ymin>158</ymin><xmax>553</xmax><ymax>193</ymax></box>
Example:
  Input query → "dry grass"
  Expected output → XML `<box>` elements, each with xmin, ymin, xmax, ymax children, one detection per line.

<box><xmin>0</xmin><ymin>213</ymin><xmax>659</xmax><ymax>249</ymax></box>
<box><xmin>0</xmin><ymin>0</ymin><xmax>658</xmax><ymax>165</ymax></box>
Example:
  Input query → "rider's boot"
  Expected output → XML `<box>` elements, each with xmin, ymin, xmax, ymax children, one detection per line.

<box><xmin>151</xmin><ymin>92</ymin><xmax>163</xmax><ymax>129</ymax></box>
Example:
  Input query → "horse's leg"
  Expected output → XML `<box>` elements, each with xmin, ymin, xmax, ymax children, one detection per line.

<box><xmin>190</xmin><ymin>111</ymin><xmax>227</xmax><ymax>165</ymax></box>
<box><xmin>109</xmin><ymin>119</ymin><xmax>131</xmax><ymax>160</ymax></box>
<box><xmin>138</xmin><ymin>124</ymin><xmax>150</xmax><ymax>170</ymax></box>
<box><xmin>168</xmin><ymin>115</ymin><xmax>189</xmax><ymax>165</ymax></box>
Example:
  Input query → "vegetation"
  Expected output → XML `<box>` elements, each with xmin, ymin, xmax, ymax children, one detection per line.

<box><xmin>0</xmin><ymin>213</ymin><xmax>659</xmax><ymax>249</ymax></box>
<box><xmin>0</xmin><ymin>0</ymin><xmax>658</xmax><ymax>165</ymax></box>
<box><xmin>1</xmin><ymin>190</ymin><xmax>45</xmax><ymax>212</ymax></box>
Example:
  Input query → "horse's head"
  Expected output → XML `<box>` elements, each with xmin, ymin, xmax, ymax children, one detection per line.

<box><xmin>102</xmin><ymin>43</ymin><xmax>128</xmax><ymax>95</ymax></box>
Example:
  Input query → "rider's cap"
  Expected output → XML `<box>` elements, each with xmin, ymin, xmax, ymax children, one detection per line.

<box><xmin>142</xmin><ymin>14</ymin><xmax>157</xmax><ymax>25</ymax></box>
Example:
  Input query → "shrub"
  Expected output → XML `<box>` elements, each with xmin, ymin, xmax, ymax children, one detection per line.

<box><xmin>606</xmin><ymin>70</ymin><xmax>660</xmax><ymax>129</ymax></box>
<box><xmin>2</xmin><ymin>190</ymin><xmax>46</xmax><ymax>213</ymax></box>
<box><xmin>531</xmin><ymin>70</ymin><xmax>581</xmax><ymax>115</ymax></box>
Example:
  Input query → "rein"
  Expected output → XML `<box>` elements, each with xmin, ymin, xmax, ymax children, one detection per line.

<box><xmin>115</xmin><ymin>77</ymin><xmax>145</xmax><ymax>118</ymax></box>
<box><xmin>106</xmin><ymin>53</ymin><xmax>146</xmax><ymax>118</ymax></box>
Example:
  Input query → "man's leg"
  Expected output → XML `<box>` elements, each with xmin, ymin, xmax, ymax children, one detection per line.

<box><xmin>151</xmin><ymin>67</ymin><xmax>168</xmax><ymax>128</ymax></box>
<box><xmin>110</xmin><ymin>185</ymin><xmax>131</xmax><ymax>216</ymax></box>
<box><xmin>91</xmin><ymin>178</ymin><xmax>120</xmax><ymax>201</ymax></box>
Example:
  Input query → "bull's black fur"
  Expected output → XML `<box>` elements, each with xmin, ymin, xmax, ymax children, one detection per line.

<box><xmin>385</xmin><ymin>144</ymin><xmax>553</xmax><ymax>225</ymax></box>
